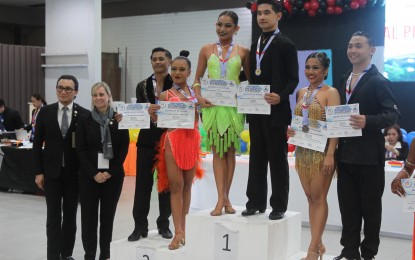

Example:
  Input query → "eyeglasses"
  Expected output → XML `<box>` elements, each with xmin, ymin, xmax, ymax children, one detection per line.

<box><xmin>56</xmin><ymin>86</ymin><xmax>75</xmax><ymax>93</ymax></box>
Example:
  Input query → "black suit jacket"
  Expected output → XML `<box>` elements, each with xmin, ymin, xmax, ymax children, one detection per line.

<box><xmin>335</xmin><ymin>65</ymin><xmax>400</xmax><ymax>165</ymax></box>
<box><xmin>1</xmin><ymin>107</ymin><xmax>24</xmax><ymax>131</ymax></box>
<box><xmin>247</xmin><ymin>32</ymin><xmax>299</xmax><ymax>127</ymax></box>
<box><xmin>135</xmin><ymin>74</ymin><xmax>173</xmax><ymax>148</ymax></box>
<box><xmin>32</xmin><ymin>102</ymin><xmax>90</xmax><ymax>178</ymax></box>
<box><xmin>76</xmin><ymin>112</ymin><xmax>129</xmax><ymax>179</ymax></box>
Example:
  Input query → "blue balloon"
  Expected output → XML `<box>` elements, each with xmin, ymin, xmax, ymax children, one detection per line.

<box><xmin>240</xmin><ymin>140</ymin><xmax>247</xmax><ymax>153</ymax></box>
<box><xmin>401</xmin><ymin>128</ymin><xmax>407</xmax><ymax>135</ymax></box>
<box><xmin>407</xmin><ymin>132</ymin><xmax>415</xmax><ymax>145</ymax></box>
<box><xmin>403</xmin><ymin>134</ymin><xmax>408</xmax><ymax>143</ymax></box>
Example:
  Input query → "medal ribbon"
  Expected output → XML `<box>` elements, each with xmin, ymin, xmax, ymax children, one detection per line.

<box><xmin>174</xmin><ymin>84</ymin><xmax>198</xmax><ymax>103</ymax></box>
<box><xmin>216</xmin><ymin>40</ymin><xmax>234</xmax><ymax>79</ymax></box>
<box><xmin>345</xmin><ymin>64</ymin><xmax>371</xmax><ymax>103</ymax></box>
<box><xmin>255</xmin><ymin>29</ymin><xmax>279</xmax><ymax>76</ymax></box>
<box><xmin>301</xmin><ymin>81</ymin><xmax>324</xmax><ymax>127</ymax></box>
<box><xmin>152</xmin><ymin>75</ymin><xmax>159</xmax><ymax>104</ymax></box>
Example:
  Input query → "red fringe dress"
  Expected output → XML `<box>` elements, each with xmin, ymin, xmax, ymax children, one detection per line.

<box><xmin>155</xmin><ymin>88</ymin><xmax>204</xmax><ymax>192</ymax></box>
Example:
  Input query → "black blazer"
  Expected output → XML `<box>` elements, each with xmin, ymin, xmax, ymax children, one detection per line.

<box><xmin>247</xmin><ymin>32</ymin><xmax>299</xmax><ymax>127</ymax></box>
<box><xmin>76</xmin><ymin>112</ymin><xmax>129</xmax><ymax>179</ymax></box>
<box><xmin>135</xmin><ymin>74</ymin><xmax>173</xmax><ymax>148</ymax></box>
<box><xmin>335</xmin><ymin>65</ymin><xmax>400</xmax><ymax>165</ymax></box>
<box><xmin>32</xmin><ymin>102</ymin><xmax>90</xmax><ymax>178</ymax></box>
<box><xmin>1</xmin><ymin>107</ymin><xmax>24</xmax><ymax>131</ymax></box>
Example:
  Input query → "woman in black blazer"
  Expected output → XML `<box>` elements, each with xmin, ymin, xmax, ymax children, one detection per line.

<box><xmin>384</xmin><ymin>124</ymin><xmax>409</xmax><ymax>161</ymax></box>
<box><xmin>25</xmin><ymin>93</ymin><xmax>46</xmax><ymax>141</ymax></box>
<box><xmin>76</xmin><ymin>82</ymin><xmax>129</xmax><ymax>260</ymax></box>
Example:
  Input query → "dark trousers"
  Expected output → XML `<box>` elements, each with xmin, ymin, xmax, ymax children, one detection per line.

<box><xmin>337</xmin><ymin>163</ymin><xmax>385</xmax><ymax>259</ymax></box>
<box><xmin>132</xmin><ymin>146</ymin><xmax>171</xmax><ymax>231</ymax></box>
<box><xmin>79</xmin><ymin>175</ymin><xmax>123</xmax><ymax>260</ymax></box>
<box><xmin>44</xmin><ymin>167</ymin><xmax>78</xmax><ymax>260</ymax></box>
<box><xmin>246</xmin><ymin>116</ymin><xmax>289</xmax><ymax>212</ymax></box>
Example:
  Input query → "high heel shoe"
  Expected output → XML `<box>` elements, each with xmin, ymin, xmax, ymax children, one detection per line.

<box><xmin>210</xmin><ymin>202</ymin><xmax>224</xmax><ymax>216</ymax></box>
<box><xmin>224</xmin><ymin>198</ymin><xmax>236</xmax><ymax>214</ymax></box>
<box><xmin>300</xmin><ymin>247</ymin><xmax>322</xmax><ymax>260</ymax></box>
<box><xmin>181</xmin><ymin>232</ymin><xmax>185</xmax><ymax>245</ymax></box>
<box><xmin>318</xmin><ymin>243</ymin><xmax>326</xmax><ymax>257</ymax></box>
<box><xmin>168</xmin><ymin>233</ymin><xmax>183</xmax><ymax>250</ymax></box>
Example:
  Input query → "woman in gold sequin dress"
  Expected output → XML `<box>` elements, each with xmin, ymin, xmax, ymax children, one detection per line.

<box><xmin>287</xmin><ymin>52</ymin><xmax>340</xmax><ymax>260</ymax></box>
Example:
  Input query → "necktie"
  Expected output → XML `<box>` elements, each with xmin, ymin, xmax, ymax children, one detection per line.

<box><xmin>61</xmin><ymin>107</ymin><xmax>69</xmax><ymax>137</ymax></box>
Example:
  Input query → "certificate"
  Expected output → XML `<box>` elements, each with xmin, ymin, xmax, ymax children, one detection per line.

<box><xmin>116</xmin><ymin>103</ymin><xmax>150</xmax><ymax>129</ymax></box>
<box><xmin>200</xmin><ymin>78</ymin><xmax>237</xmax><ymax>107</ymax></box>
<box><xmin>237</xmin><ymin>84</ymin><xmax>270</xmax><ymax>115</ymax></box>
<box><xmin>157</xmin><ymin>101</ymin><xmax>195</xmax><ymax>129</ymax></box>
<box><xmin>401</xmin><ymin>179</ymin><xmax>415</xmax><ymax>212</ymax></box>
<box><xmin>325</xmin><ymin>104</ymin><xmax>362</xmax><ymax>138</ymax></box>
<box><xmin>288</xmin><ymin>115</ymin><xmax>328</xmax><ymax>153</ymax></box>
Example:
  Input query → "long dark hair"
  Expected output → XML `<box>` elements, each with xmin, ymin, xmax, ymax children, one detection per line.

<box><xmin>32</xmin><ymin>93</ymin><xmax>47</xmax><ymax>105</ymax></box>
<box><xmin>384</xmin><ymin>124</ymin><xmax>404</xmax><ymax>143</ymax></box>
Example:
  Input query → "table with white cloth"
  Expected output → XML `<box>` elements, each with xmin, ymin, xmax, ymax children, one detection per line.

<box><xmin>191</xmin><ymin>155</ymin><xmax>412</xmax><ymax>239</ymax></box>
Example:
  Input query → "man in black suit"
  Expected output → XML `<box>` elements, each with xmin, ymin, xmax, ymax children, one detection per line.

<box><xmin>0</xmin><ymin>99</ymin><xmax>24</xmax><ymax>131</ymax></box>
<box><xmin>128</xmin><ymin>47</ymin><xmax>173</xmax><ymax>241</ymax></box>
<box><xmin>333</xmin><ymin>32</ymin><xmax>399</xmax><ymax>260</ymax></box>
<box><xmin>242</xmin><ymin>0</ymin><xmax>299</xmax><ymax>220</ymax></box>
<box><xmin>33</xmin><ymin>75</ymin><xmax>90</xmax><ymax>260</ymax></box>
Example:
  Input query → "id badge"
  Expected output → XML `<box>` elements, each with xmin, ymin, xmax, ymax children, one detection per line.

<box><xmin>98</xmin><ymin>153</ymin><xmax>109</xmax><ymax>169</ymax></box>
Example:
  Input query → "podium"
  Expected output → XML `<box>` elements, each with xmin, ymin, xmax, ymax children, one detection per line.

<box><xmin>111</xmin><ymin>206</ymin><xmax>304</xmax><ymax>260</ymax></box>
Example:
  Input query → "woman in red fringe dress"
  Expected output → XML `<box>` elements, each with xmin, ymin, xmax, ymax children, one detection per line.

<box><xmin>149</xmin><ymin>53</ymin><xmax>204</xmax><ymax>250</ymax></box>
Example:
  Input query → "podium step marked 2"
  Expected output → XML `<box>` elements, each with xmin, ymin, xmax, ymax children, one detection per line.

<box><xmin>110</xmin><ymin>230</ymin><xmax>186</xmax><ymax>260</ymax></box>
<box><xmin>111</xmin><ymin>206</ymin><xmax>303</xmax><ymax>260</ymax></box>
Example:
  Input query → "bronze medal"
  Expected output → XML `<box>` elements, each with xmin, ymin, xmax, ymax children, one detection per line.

<box><xmin>302</xmin><ymin>125</ymin><xmax>309</xmax><ymax>133</ymax></box>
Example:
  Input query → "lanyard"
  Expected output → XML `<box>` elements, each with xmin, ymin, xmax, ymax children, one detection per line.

<box><xmin>255</xmin><ymin>29</ymin><xmax>279</xmax><ymax>76</ymax></box>
<box><xmin>345</xmin><ymin>64</ymin><xmax>371</xmax><ymax>103</ymax></box>
<box><xmin>152</xmin><ymin>75</ymin><xmax>159</xmax><ymax>103</ymax></box>
<box><xmin>301</xmin><ymin>81</ymin><xmax>324</xmax><ymax>132</ymax></box>
<box><xmin>216</xmin><ymin>40</ymin><xmax>234</xmax><ymax>79</ymax></box>
<box><xmin>174</xmin><ymin>84</ymin><xmax>197</xmax><ymax>103</ymax></box>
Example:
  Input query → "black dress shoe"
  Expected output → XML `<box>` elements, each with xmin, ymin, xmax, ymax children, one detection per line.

<box><xmin>269</xmin><ymin>211</ymin><xmax>285</xmax><ymax>220</ymax></box>
<box><xmin>333</xmin><ymin>254</ymin><xmax>361</xmax><ymax>260</ymax></box>
<box><xmin>241</xmin><ymin>208</ymin><xmax>266</xmax><ymax>216</ymax></box>
<box><xmin>158</xmin><ymin>227</ymin><xmax>173</xmax><ymax>239</ymax></box>
<box><xmin>127</xmin><ymin>229</ymin><xmax>148</xmax><ymax>241</ymax></box>
<box><xmin>61</xmin><ymin>257</ymin><xmax>75</xmax><ymax>260</ymax></box>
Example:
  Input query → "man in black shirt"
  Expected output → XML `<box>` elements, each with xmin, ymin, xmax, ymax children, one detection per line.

<box><xmin>0</xmin><ymin>99</ymin><xmax>24</xmax><ymax>131</ymax></box>
<box><xmin>242</xmin><ymin>0</ymin><xmax>299</xmax><ymax>220</ymax></box>
<box><xmin>128</xmin><ymin>47</ymin><xmax>173</xmax><ymax>241</ymax></box>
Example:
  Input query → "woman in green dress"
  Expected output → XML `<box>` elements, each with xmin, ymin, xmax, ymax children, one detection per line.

<box><xmin>193</xmin><ymin>10</ymin><xmax>250</xmax><ymax>216</ymax></box>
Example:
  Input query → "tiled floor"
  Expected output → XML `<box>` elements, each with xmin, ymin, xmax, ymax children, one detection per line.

<box><xmin>0</xmin><ymin>176</ymin><xmax>412</xmax><ymax>260</ymax></box>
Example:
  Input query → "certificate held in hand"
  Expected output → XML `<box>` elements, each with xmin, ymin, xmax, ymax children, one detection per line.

<box><xmin>237</xmin><ymin>83</ymin><xmax>270</xmax><ymax>115</ymax></box>
<box><xmin>200</xmin><ymin>78</ymin><xmax>237</xmax><ymax>107</ymax></box>
<box><xmin>157</xmin><ymin>101</ymin><xmax>196</xmax><ymax>129</ymax></box>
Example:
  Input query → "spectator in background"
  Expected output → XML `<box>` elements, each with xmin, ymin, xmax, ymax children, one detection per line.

<box><xmin>76</xmin><ymin>82</ymin><xmax>129</xmax><ymax>260</ymax></box>
<box><xmin>25</xmin><ymin>93</ymin><xmax>47</xmax><ymax>141</ymax></box>
<box><xmin>384</xmin><ymin>124</ymin><xmax>409</xmax><ymax>161</ymax></box>
<box><xmin>0</xmin><ymin>98</ymin><xmax>24</xmax><ymax>131</ymax></box>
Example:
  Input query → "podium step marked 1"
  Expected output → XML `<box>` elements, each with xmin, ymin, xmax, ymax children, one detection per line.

<box><xmin>111</xmin><ymin>206</ymin><xmax>306</xmax><ymax>260</ymax></box>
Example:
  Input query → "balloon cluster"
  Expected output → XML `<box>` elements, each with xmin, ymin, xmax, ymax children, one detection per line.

<box><xmin>245</xmin><ymin>0</ymin><xmax>381</xmax><ymax>18</ymax></box>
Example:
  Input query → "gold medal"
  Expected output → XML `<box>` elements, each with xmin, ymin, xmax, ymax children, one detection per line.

<box><xmin>302</xmin><ymin>125</ymin><xmax>309</xmax><ymax>133</ymax></box>
<box><xmin>255</xmin><ymin>68</ymin><xmax>261</xmax><ymax>76</ymax></box>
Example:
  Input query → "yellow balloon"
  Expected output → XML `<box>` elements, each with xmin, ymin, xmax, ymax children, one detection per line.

<box><xmin>129</xmin><ymin>129</ymin><xmax>140</xmax><ymax>143</ymax></box>
<box><xmin>241</xmin><ymin>130</ymin><xmax>250</xmax><ymax>143</ymax></box>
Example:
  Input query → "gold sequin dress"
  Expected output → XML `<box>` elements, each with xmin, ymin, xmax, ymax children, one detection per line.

<box><xmin>294</xmin><ymin>96</ymin><xmax>327</xmax><ymax>179</ymax></box>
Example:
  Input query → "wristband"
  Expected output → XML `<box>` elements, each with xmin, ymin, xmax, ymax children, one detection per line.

<box><xmin>193</xmin><ymin>83</ymin><xmax>201</xmax><ymax>88</ymax></box>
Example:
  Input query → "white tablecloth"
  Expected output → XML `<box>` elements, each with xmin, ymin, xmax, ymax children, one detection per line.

<box><xmin>191</xmin><ymin>155</ymin><xmax>412</xmax><ymax>238</ymax></box>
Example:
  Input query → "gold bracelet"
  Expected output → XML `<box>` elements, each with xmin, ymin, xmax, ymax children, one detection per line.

<box><xmin>400</xmin><ymin>168</ymin><xmax>411</xmax><ymax>178</ymax></box>
<box><xmin>193</xmin><ymin>83</ymin><xmax>201</xmax><ymax>88</ymax></box>
<box><xmin>406</xmin><ymin>159</ymin><xmax>415</xmax><ymax>167</ymax></box>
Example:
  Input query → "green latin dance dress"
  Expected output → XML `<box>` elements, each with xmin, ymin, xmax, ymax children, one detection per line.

<box><xmin>202</xmin><ymin>53</ymin><xmax>245</xmax><ymax>157</ymax></box>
